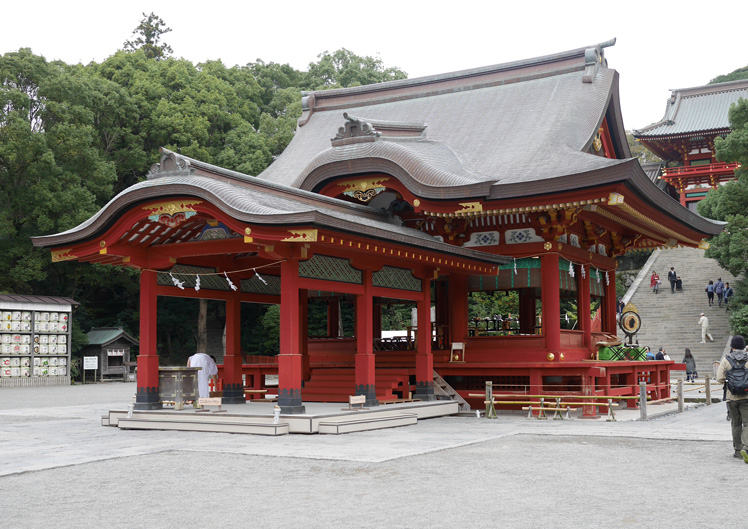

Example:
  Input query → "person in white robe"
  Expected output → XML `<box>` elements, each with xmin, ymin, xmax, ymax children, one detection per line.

<box><xmin>187</xmin><ymin>353</ymin><xmax>218</xmax><ymax>398</ymax></box>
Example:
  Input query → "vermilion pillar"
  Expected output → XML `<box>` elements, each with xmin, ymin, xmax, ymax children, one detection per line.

<box><xmin>222</xmin><ymin>295</ymin><xmax>245</xmax><ymax>404</ymax></box>
<box><xmin>414</xmin><ymin>277</ymin><xmax>436</xmax><ymax>401</ymax></box>
<box><xmin>541</xmin><ymin>254</ymin><xmax>561</xmax><ymax>354</ymax></box>
<box><xmin>300</xmin><ymin>290</ymin><xmax>310</xmax><ymax>381</ymax></box>
<box><xmin>448</xmin><ymin>273</ymin><xmax>468</xmax><ymax>342</ymax></box>
<box><xmin>355</xmin><ymin>269</ymin><xmax>378</xmax><ymax>406</ymax></box>
<box><xmin>135</xmin><ymin>269</ymin><xmax>161</xmax><ymax>410</ymax></box>
<box><xmin>579</xmin><ymin>266</ymin><xmax>591</xmax><ymax>351</ymax></box>
<box><xmin>278</xmin><ymin>259</ymin><xmax>305</xmax><ymax>414</ymax></box>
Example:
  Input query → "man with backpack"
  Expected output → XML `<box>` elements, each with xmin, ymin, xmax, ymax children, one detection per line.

<box><xmin>716</xmin><ymin>335</ymin><xmax>748</xmax><ymax>462</ymax></box>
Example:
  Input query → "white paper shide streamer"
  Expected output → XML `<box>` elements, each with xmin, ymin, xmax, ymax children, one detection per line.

<box><xmin>170</xmin><ymin>272</ymin><xmax>185</xmax><ymax>290</ymax></box>
<box><xmin>224</xmin><ymin>272</ymin><xmax>238</xmax><ymax>291</ymax></box>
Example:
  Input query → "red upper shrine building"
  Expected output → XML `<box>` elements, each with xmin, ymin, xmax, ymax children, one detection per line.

<box><xmin>633</xmin><ymin>79</ymin><xmax>748</xmax><ymax>212</ymax></box>
<box><xmin>33</xmin><ymin>40</ymin><xmax>723</xmax><ymax>415</ymax></box>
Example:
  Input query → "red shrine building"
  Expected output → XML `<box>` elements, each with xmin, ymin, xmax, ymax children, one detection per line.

<box><xmin>33</xmin><ymin>40</ymin><xmax>723</xmax><ymax>415</ymax></box>
<box><xmin>633</xmin><ymin>79</ymin><xmax>748</xmax><ymax>212</ymax></box>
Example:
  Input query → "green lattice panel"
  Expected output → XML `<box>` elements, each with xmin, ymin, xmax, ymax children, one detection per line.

<box><xmin>299</xmin><ymin>255</ymin><xmax>362</xmax><ymax>284</ymax></box>
<box><xmin>372</xmin><ymin>266</ymin><xmax>421</xmax><ymax>292</ymax></box>
<box><xmin>157</xmin><ymin>265</ymin><xmax>231</xmax><ymax>291</ymax></box>
<box><xmin>241</xmin><ymin>275</ymin><xmax>281</xmax><ymax>295</ymax></box>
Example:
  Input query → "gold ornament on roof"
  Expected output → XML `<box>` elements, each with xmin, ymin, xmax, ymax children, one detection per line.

<box><xmin>51</xmin><ymin>249</ymin><xmax>77</xmax><ymax>262</ymax></box>
<box><xmin>142</xmin><ymin>200</ymin><xmax>202</xmax><ymax>217</ymax></box>
<box><xmin>282</xmin><ymin>229</ymin><xmax>318</xmax><ymax>242</ymax></box>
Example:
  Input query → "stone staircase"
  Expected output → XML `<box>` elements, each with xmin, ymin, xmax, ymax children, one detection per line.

<box><xmin>624</xmin><ymin>247</ymin><xmax>736</xmax><ymax>377</ymax></box>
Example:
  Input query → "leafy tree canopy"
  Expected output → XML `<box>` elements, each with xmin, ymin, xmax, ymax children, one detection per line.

<box><xmin>306</xmin><ymin>48</ymin><xmax>407</xmax><ymax>90</ymax></box>
<box><xmin>700</xmin><ymin>96</ymin><xmax>748</xmax><ymax>335</ymax></box>
<box><xmin>709</xmin><ymin>65</ymin><xmax>748</xmax><ymax>85</ymax></box>
<box><xmin>123</xmin><ymin>12</ymin><xmax>173</xmax><ymax>60</ymax></box>
<box><xmin>626</xmin><ymin>131</ymin><xmax>662</xmax><ymax>164</ymax></box>
<box><xmin>1</xmin><ymin>14</ymin><xmax>409</xmax><ymax>358</ymax></box>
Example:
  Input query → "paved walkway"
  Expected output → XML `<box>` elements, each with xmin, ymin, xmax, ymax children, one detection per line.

<box><xmin>1</xmin><ymin>382</ymin><xmax>744</xmax><ymax>528</ymax></box>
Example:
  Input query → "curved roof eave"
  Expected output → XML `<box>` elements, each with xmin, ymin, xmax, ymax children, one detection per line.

<box><xmin>486</xmin><ymin>158</ymin><xmax>724</xmax><ymax>237</ymax></box>
<box><xmin>31</xmin><ymin>176</ymin><xmax>509</xmax><ymax>266</ymax></box>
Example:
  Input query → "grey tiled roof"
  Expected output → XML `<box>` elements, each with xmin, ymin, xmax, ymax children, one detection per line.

<box><xmin>258</xmin><ymin>43</ymin><xmax>628</xmax><ymax>197</ymax></box>
<box><xmin>0</xmin><ymin>294</ymin><xmax>79</xmax><ymax>306</ymax></box>
<box><xmin>86</xmin><ymin>327</ymin><xmax>139</xmax><ymax>346</ymax></box>
<box><xmin>634</xmin><ymin>79</ymin><xmax>748</xmax><ymax>138</ymax></box>
<box><xmin>32</xmin><ymin>153</ymin><xmax>508</xmax><ymax>266</ymax></box>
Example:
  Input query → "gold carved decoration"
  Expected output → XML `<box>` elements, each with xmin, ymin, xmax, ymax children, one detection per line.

<box><xmin>698</xmin><ymin>240</ymin><xmax>710</xmax><ymax>250</ymax></box>
<box><xmin>51</xmin><ymin>249</ymin><xmax>77</xmax><ymax>262</ymax></box>
<box><xmin>350</xmin><ymin>189</ymin><xmax>380</xmax><ymax>202</ymax></box>
<box><xmin>543</xmin><ymin>241</ymin><xmax>553</xmax><ymax>251</ymax></box>
<box><xmin>338</xmin><ymin>176</ymin><xmax>390</xmax><ymax>191</ymax></box>
<box><xmin>455</xmin><ymin>202</ymin><xmax>483</xmax><ymax>214</ymax></box>
<box><xmin>607</xmin><ymin>193</ymin><xmax>624</xmax><ymax>205</ymax></box>
<box><xmin>413</xmin><ymin>199</ymin><xmax>421</xmax><ymax>207</ymax></box>
<box><xmin>338</xmin><ymin>177</ymin><xmax>390</xmax><ymax>203</ymax></box>
<box><xmin>142</xmin><ymin>200</ymin><xmax>202</xmax><ymax>217</ymax></box>
<box><xmin>593</xmin><ymin>128</ymin><xmax>604</xmax><ymax>152</ymax></box>
<box><xmin>244</xmin><ymin>227</ymin><xmax>253</xmax><ymax>243</ymax></box>
<box><xmin>281</xmin><ymin>229</ymin><xmax>318</xmax><ymax>242</ymax></box>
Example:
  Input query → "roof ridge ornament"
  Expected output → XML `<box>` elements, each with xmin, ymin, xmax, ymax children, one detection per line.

<box><xmin>148</xmin><ymin>150</ymin><xmax>193</xmax><ymax>179</ymax></box>
<box><xmin>332</xmin><ymin>112</ymin><xmax>428</xmax><ymax>147</ymax></box>
<box><xmin>332</xmin><ymin>112</ymin><xmax>381</xmax><ymax>145</ymax></box>
<box><xmin>583</xmin><ymin>38</ymin><xmax>616</xmax><ymax>84</ymax></box>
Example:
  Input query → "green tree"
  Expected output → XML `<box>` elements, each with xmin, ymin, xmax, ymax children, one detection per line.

<box><xmin>123</xmin><ymin>12</ymin><xmax>173</xmax><ymax>60</ymax></box>
<box><xmin>700</xmin><ymin>97</ymin><xmax>748</xmax><ymax>336</ymax></box>
<box><xmin>0</xmin><ymin>49</ymin><xmax>116</xmax><ymax>293</ymax></box>
<box><xmin>710</xmin><ymin>66</ymin><xmax>748</xmax><ymax>85</ymax></box>
<box><xmin>306</xmin><ymin>49</ymin><xmax>407</xmax><ymax>90</ymax></box>
<box><xmin>1</xmin><ymin>44</ymin><xmax>409</xmax><ymax>357</ymax></box>
<box><xmin>626</xmin><ymin>132</ymin><xmax>662</xmax><ymax>164</ymax></box>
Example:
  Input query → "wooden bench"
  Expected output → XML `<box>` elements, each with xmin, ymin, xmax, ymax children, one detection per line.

<box><xmin>379</xmin><ymin>398</ymin><xmax>422</xmax><ymax>405</ymax></box>
<box><xmin>243</xmin><ymin>389</ymin><xmax>268</xmax><ymax>401</ymax></box>
<box><xmin>342</xmin><ymin>394</ymin><xmax>368</xmax><ymax>411</ymax></box>
<box><xmin>196</xmin><ymin>397</ymin><xmax>226</xmax><ymax>413</ymax></box>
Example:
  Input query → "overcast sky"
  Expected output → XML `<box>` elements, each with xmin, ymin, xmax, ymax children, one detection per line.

<box><xmin>2</xmin><ymin>0</ymin><xmax>746</xmax><ymax>130</ymax></box>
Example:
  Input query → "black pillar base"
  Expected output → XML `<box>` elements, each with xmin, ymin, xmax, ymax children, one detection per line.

<box><xmin>356</xmin><ymin>384</ymin><xmax>379</xmax><ymax>407</ymax></box>
<box><xmin>414</xmin><ymin>380</ymin><xmax>437</xmax><ymax>401</ymax></box>
<box><xmin>278</xmin><ymin>388</ymin><xmax>306</xmax><ymax>414</ymax></box>
<box><xmin>135</xmin><ymin>386</ymin><xmax>162</xmax><ymax>410</ymax></box>
<box><xmin>221</xmin><ymin>383</ymin><xmax>246</xmax><ymax>405</ymax></box>
<box><xmin>279</xmin><ymin>405</ymin><xmax>307</xmax><ymax>414</ymax></box>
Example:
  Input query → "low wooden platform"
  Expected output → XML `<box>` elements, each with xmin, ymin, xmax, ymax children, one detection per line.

<box><xmin>103</xmin><ymin>400</ymin><xmax>458</xmax><ymax>436</ymax></box>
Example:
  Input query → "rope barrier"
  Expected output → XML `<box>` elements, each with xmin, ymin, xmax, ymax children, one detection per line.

<box><xmin>139</xmin><ymin>259</ymin><xmax>286</xmax><ymax>276</ymax></box>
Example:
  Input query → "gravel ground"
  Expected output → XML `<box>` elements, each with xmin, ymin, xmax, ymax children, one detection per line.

<box><xmin>2</xmin><ymin>434</ymin><xmax>743</xmax><ymax>529</ymax></box>
<box><xmin>1</xmin><ymin>383</ymin><xmax>743</xmax><ymax>528</ymax></box>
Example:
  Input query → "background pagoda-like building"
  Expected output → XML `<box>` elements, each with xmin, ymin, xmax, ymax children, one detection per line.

<box><xmin>633</xmin><ymin>79</ymin><xmax>748</xmax><ymax>211</ymax></box>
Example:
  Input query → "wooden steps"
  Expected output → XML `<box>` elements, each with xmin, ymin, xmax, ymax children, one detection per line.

<box><xmin>116</xmin><ymin>415</ymin><xmax>289</xmax><ymax>435</ymax></box>
<box><xmin>318</xmin><ymin>413</ymin><xmax>417</xmax><ymax>434</ymax></box>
